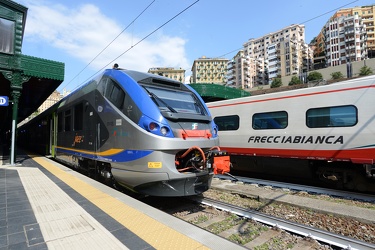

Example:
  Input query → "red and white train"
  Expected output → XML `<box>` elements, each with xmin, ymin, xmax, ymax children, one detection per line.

<box><xmin>207</xmin><ymin>75</ymin><xmax>375</xmax><ymax>192</ymax></box>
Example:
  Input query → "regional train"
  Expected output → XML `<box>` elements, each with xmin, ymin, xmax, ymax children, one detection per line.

<box><xmin>18</xmin><ymin>68</ymin><xmax>230</xmax><ymax>197</ymax></box>
<box><xmin>207</xmin><ymin>75</ymin><xmax>375</xmax><ymax>192</ymax></box>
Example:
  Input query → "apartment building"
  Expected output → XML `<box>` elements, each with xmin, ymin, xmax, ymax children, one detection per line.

<box><xmin>18</xmin><ymin>90</ymin><xmax>63</xmax><ymax>127</ymax></box>
<box><xmin>323</xmin><ymin>14</ymin><xmax>367</xmax><ymax>67</ymax></box>
<box><xmin>148</xmin><ymin>67</ymin><xmax>185</xmax><ymax>83</ymax></box>
<box><xmin>243</xmin><ymin>24</ymin><xmax>313</xmax><ymax>85</ymax></box>
<box><xmin>190</xmin><ymin>56</ymin><xmax>228</xmax><ymax>84</ymax></box>
<box><xmin>333</xmin><ymin>5</ymin><xmax>374</xmax><ymax>57</ymax></box>
<box><xmin>227</xmin><ymin>50</ymin><xmax>266</xmax><ymax>89</ymax></box>
<box><xmin>38</xmin><ymin>90</ymin><xmax>61</xmax><ymax>113</ymax></box>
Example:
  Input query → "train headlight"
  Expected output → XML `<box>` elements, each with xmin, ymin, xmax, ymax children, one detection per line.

<box><xmin>160</xmin><ymin>126</ymin><xmax>169</xmax><ymax>136</ymax></box>
<box><xmin>149</xmin><ymin>122</ymin><xmax>158</xmax><ymax>130</ymax></box>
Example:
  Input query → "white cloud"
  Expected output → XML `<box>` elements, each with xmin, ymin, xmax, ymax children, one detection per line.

<box><xmin>22</xmin><ymin>1</ymin><xmax>190</xmax><ymax>72</ymax></box>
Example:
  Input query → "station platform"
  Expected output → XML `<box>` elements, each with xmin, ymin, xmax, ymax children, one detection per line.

<box><xmin>0</xmin><ymin>152</ymin><xmax>244</xmax><ymax>250</ymax></box>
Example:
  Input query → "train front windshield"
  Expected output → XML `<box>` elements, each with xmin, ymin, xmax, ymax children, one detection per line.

<box><xmin>144</xmin><ymin>86</ymin><xmax>206</xmax><ymax>115</ymax></box>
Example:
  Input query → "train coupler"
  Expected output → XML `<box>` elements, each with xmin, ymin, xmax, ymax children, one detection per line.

<box><xmin>207</xmin><ymin>150</ymin><xmax>231</xmax><ymax>175</ymax></box>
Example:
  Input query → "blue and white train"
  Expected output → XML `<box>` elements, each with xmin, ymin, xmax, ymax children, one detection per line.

<box><xmin>18</xmin><ymin>68</ymin><xmax>230</xmax><ymax>196</ymax></box>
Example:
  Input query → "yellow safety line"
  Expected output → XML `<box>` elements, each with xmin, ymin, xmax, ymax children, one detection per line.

<box><xmin>32</xmin><ymin>156</ymin><xmax>209</xmax><ymax>250</ymax></box>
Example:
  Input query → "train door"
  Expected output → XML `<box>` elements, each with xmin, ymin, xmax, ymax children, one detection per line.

<box><xmin>49</xmin><ymin>117</ymin><xmax>53</xmax><ymax>156</ymax></box>
<box><xmin>51</xmin><ymin>112</ymin><xmax>57</xmax><ymax>157</ymax></box>
<box><xmin>84</xmin><ymin>101</ymin><xmax>97</xmax><ymax>153</ymax></box>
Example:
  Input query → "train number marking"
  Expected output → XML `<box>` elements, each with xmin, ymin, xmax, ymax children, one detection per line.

<box><xmin>148</xmin><ymin>162</ymin><xmax>162</xmax><ymax>168</ymax></box>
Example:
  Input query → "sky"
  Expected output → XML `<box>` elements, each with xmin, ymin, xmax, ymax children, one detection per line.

<box><xmin>16</xmin><ymin>0</ymin><xmax>374</xmax><ymax>93</ymax></box>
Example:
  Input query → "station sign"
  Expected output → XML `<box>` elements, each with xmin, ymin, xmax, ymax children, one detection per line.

<box><xmin>0</xmin><ymin>96</ymin><xmax>9</xmax><ymax>106</ymax></box>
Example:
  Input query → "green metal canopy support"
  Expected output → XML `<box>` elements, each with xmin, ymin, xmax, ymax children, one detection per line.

<box><xmin>0</xmin><ymin>0</ymin><xmax>65</xmax><ymax>165</ymax></box>
<box><xmin>2</xmin><ymin>70</ymin><xmax>30</xmax><ymax>165</ymax></box>
<box><xmin>0</xmin><ymin>56</ymin><xmax>64</xmax><ymax>165</ymax></box>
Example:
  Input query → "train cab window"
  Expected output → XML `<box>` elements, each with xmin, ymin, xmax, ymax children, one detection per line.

<box><xmin>105</xmin><ymin>79</ymin><xmax>125</xmax><ymax>110</ymax></box>
<box><xmin>143</xmin><ymin>86</ymin><xmax>206</xmax><ymax>115</ymax></box>
<box><xmin>252</xmin><ymin>111</ymin><xmax>288</xmax><ymax>130</ymax></box>
<box><xmin>306</xmin><ymin>105</ymin><xmax>357</xmax><ymax>128</ymax></box>
<box><xmin>74</xmin><ymin>103</ymin><xmax>83</xmax><ymax>131</ymax></box>
<box><xmin>213</xmin><ymin>115</ymin><xmax>239</xmax><ymax>131</ymax></box>
<box><xmin>57</xmin><ymin>112</ymin><xmax>63</xmax><ymax>132</ymax></box>
<box><xmin>64</xmin><ymin>109</ymin><xmax>72</xmax><ymax>131</ymax></box>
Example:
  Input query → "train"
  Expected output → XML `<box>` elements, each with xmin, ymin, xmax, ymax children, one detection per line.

<box><xmin>207</xmin><ymin>75</ymin><xmax>375</xmax><ymax>192</ymax></box>
<box><xmin>18</xmin><ymin>68</ymin><xmax>230</xmax><ymax>197</ymax></box>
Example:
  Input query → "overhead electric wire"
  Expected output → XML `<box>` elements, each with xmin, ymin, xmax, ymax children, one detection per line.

<box><xmin>101</xmin><ymin>0</ymin><xmax>200</xmax><ymax>73</ymax></box>
<box><xmin>215</xmin><ymin>0</ymin><xmax>359</xmax><ymax>59</ymax></box>
<box><xmin>65</xmin><ymin>0</ymin><xmax>200</xmax><ymax>93</ymax></box>
<box><xmin>61</xmin><ymin>0</ymin><xmax>156</xmax><ymax>91</ymax></box>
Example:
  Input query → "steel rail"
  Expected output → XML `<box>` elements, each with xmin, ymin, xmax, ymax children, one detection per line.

<box><xmin>189</xmin><ymin>196</ymin><xmax>375</xmax><ymax>250</ymax></box>
<box><xmin>215</xmin><ymin>175</ymin><xmax>375</xmax><ymax>203</ymax></box>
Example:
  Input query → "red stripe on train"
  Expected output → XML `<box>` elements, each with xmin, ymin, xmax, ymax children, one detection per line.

<box><xmin>222</xmin><ymin>147</ymin><xmax>375</xmax><ymax>164</ymax></box>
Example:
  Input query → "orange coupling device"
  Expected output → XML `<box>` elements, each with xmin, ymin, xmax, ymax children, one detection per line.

<box><xmin>212</xmin><ymin>151</ymin><xmax>231</xmax><ymax>175</ymax></box>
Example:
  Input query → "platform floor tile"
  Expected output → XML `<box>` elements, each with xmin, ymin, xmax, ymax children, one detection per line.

<box><xmin>18</xmin><ymin>167</ymin><xmax>128</xmax><ymax>250</ymax></box>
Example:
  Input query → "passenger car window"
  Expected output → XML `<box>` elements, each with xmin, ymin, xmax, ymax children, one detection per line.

<box><xmin>74</xmin><ymin>103</ymin><xmax>83</xmax><ymax>131</ymax></box>
<box><xmin>306</xmin><ymin>105</ymin><xmax>357</xmax><ymax>128</ymax></box>
<box><xmin>252</xmin><ymin>111</ymin><xmax>288</xmax><ymax>129</ymax></box>
<box><xmin>213</xmin><ymin>115</ymin><xmax>239</xmax><ymax>131</ymax></box>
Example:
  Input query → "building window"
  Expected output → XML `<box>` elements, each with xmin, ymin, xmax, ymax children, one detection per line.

<box><xmin>0</xmin><ymin>18</ymin><xmax>15</xmax><ymax>54</ymax></box>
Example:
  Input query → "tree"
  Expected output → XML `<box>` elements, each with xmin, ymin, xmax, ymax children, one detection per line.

<box><xmin>359</xmin><ymin>66</ymin><xmax>373</xmax><ymax>76</ymax></box>
<box><xmin>289</xmin><ymin>76</ymin><xmax>302</xmax><ymax>86</ymax></box>
<box><xmin>307</xmin><ymin>71</ymin><xmax>323</xmax><ymax>81</ymax></box>
<box><xmin>271</xmin><ymin>78</ymin><xmax>282</xmax><ymax>88</ymax></box>
<box><xmin>330</xmin><ymin>71</ymin><xmax>344</xmax><ymax>80</ymax></box>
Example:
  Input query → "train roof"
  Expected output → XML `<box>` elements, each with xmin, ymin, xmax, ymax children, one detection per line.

<box><xmin>207</xmin><ymin>75</ymin><xmax>375</xmax><ymax>107</ymax></box>
<box><xmin>118</xmin><ymin>69</ymin><xmax>185</xmax><ymax>90</ymax></box>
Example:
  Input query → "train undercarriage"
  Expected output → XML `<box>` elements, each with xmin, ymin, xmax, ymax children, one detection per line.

<box><xmin>229</xmin><ymin>155</ymin><xmax>375</xmax><ymax>193</ymax></box>
<box><xmin>54</xmin><ymin>146</ymin><xmax>231</xmax><ymax>197</ymax></box>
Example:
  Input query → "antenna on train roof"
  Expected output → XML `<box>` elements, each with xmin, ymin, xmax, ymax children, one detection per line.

<box><xmin>113</xmin><ymin>63</ymin><xmax>119</xmax><ymax>69</ymax></box>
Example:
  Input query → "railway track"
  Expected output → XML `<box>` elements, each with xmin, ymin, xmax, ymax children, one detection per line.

<box><xmin>188</xmin><ymin>196</ymin><xmax>375</xmax><ymax>250</ymax></box>
<box><xmin>143</xmin><ymin>177</ymin><xmax>375</xmax><ymax>249</ymax></box>
<box><xmin>214</xmin><ymin>175</ymin><xmax>375</xmax><ymax>203</ymax></box>
<box><xmin>145</xmin><ymin>193</ymin><xmax>375</xmax><ymax>250</ymax></box>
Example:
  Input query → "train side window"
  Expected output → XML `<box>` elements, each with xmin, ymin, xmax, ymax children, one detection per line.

<box><xmin>105</xmin><ymin>79</ymin><xmax>125</xmax><ymax>110</ymax></box>
<box><xmin>213</xmin><ymin>115</ymin><xmax>239</xmax><ymax>131</ymax></box>
<box><xmin>306</xmin><ymin>105</ymin><xmax>357</xmax><ymax>128</ymax></box>
<box><xmin>74</xmin><ymin>103</ymin><xmax>83</xmax><ymax>131</ymax></box>
<box><xmin>64</xmin><ymin>109</ymin><xmax>72</xmax><ymax>131</ymax></box>
<box><xmin>57</xmin><ymin>112</ymin><xmax>63</xmax><ymax>132</ymax></box>
<box><xmin>122</xmin><ymin>94</ymin><xmax>142</xmax><ymax>124</ymax></box>
<box><xmin>252</xmin><ymin>111</ymin><xmax>288</xmax><ymax>130</ymax></box>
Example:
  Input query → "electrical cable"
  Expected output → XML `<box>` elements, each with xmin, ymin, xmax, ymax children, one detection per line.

<box><xmin>215</xmin><ymin>0</ymin><xmax>359</xmax><ymax>59</ymax></box>
<box><xmin>61</xmin><ymin>0</ymin><xmax>156</xmax><ymax>91</ymax></box>
<box><xmin>66</xmin><ymin>0</ymin><xmax>200</xmax><ymax>93</ymax></box>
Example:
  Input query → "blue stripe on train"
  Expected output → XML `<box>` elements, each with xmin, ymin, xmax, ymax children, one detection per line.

<box><xmin>56</xmin><ymin>148</ymin><xmax>153</xmax><ymax>162</ymax></box>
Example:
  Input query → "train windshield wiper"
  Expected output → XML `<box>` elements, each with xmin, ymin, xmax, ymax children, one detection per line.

<box><xmin>143</xmin><ymin>86</ymin><xmax>177</xmax><ymax>113</ymax></box>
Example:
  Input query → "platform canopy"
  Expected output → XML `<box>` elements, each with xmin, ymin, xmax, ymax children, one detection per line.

<box><xmin>0</xmin><ymin>55</ymin><xmax>65</xmax><ymax>127</ymax></box>
<box><xmin>0</xmin><ymin>0</ymin><xmax>64</xmax><ymax>163</ymax></box>
<box><xmin>189</xmin><ymin>83</ymin><xmax>251</xmax><ymax>102</ymax></box>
